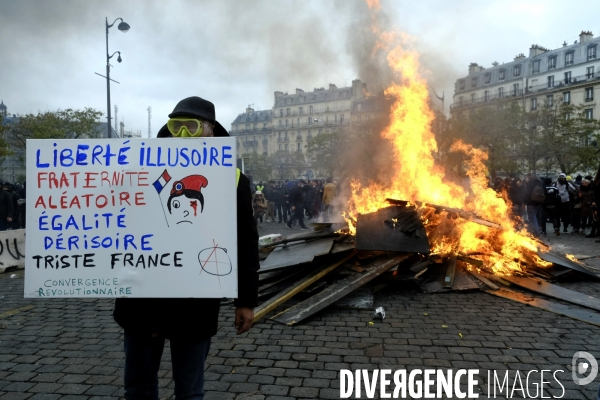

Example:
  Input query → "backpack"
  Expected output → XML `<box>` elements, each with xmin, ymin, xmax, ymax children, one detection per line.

<box><xmin>544</xmin><ymin>186</ymin><xmax>558</xmax><ymax>206</ymax></box>
<box><xmin>531</xmin><ymin>181</ymin><xmax>546</xmax><ymax>204</ymax></box>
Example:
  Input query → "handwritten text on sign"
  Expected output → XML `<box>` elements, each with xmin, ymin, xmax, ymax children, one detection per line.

<box><xmin>25</xmin><ymin>138</ymin><xmax>238</xmax><ymax>298</ymax></box>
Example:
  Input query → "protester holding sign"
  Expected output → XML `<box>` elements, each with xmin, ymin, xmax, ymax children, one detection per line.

<box><xmin>112</xmin><ymin>97</ymin><xmax>259</xmax><ymax>400</ymax></box>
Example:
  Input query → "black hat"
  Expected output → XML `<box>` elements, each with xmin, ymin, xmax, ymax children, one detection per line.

<box><xmin>3</xmin><ymin>182</ymin><xmax>11</xmax><ymax>188</ymax></box>
<box><xmin>298</xmin><ymin>179</ymin><xmax>306</xmax><ymax>184</ymax></box>
<box><xmin>158</xmin><ymin>96</ymin><xmax>229</xmax><ymax>138</ymax></box>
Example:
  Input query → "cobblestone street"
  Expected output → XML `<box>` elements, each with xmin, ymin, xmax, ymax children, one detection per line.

<box><xmin>1</xmin><ymin>222</ymin><xmax>599</xmax><ymax>399</ymax></box>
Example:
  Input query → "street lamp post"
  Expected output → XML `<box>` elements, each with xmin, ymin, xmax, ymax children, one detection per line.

<box><xmin>105</xmin><ymin>17</ymin><xmax>130</xmax><ymax>138</ymax></box>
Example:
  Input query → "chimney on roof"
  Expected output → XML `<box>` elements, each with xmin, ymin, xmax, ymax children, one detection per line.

<box><xmin>468</xmin><ymin>63</ymin><xmax>484</xmax><ymax>75</ymax></box>
<box><xmin>514</xmin><ymin>53</ymin><xmax>526</xmax><ymax>62</ymax></box>
<box><xmin>295</xmin><ymin>88</ymin><xmax>304</xmax><ymax>94</ymax></box>
<box><xmin>580</xmin><ymin>30</ymin><xmax>593</xmax><ymax>43</ymax></box>
<box><xmin>563</xmin><ymin>41</ymin><xmax>568</xmax><ymax>47</ymax></box>
<box><xmin>246</xmin><ymin>105</ymin><xmax>254</xmax><ymax>114</ymax></box>
<box><xmin>529</xmin><ymin>44</ymin><xmax>549</xmax><ymax>57</ymax></box>
<box><xmin>328</xmin><ymin>83</ymin><xmax>337</xmax><ymax>91</ymax></box>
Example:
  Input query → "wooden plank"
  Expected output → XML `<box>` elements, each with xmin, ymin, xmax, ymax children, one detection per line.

<box><xmin>537</xmin><ymin>250</ymin><xmax>600</xmax><ymax>279</ymax></box>
<box><xmin>484</xmin><ymin>288</ymin><xmax>600</xmax><ymax>328</ymax></box>
<box><xmin>502</xmin><ymin>275</ymin><xmax>600</xmax><ymax>312</ymax></box>
<box><xmin>253</xmin><ymin>251</ymin><xmax>357</xmax><ymax>323</ymax></box>
<box><xmin>466</xmin><ymin>269</ymin><xmax>499</xmax><ymax>290</ymax></box>
<box><xmin>451</xmin><ymin>262</ymin><xmax>479</xmax><ymax>291</ymax></box>
<box><xmin>271</xmin><ymin>254</ymin><xmax>410</xmax><ymax>326</ymax></box>
<box><xmin>443</xmin><ymin>255</ymin><xmax>457</xmax><ymax>288</ymax></box>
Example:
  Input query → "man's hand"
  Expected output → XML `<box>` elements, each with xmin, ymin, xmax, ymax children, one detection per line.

<box><xmin>291</xmin><ymin>206</ymin><xmax>295</xmax><ymax>211</ymax></box>
<box><xmin>235</xmin><ymin>307</ymin><xmax>254</xmax><ymax>335</ymax></box>
<box><xmin>7</xmin><ymin>217</ymin><xmax>12</xmax><ymax>222</ymax></box>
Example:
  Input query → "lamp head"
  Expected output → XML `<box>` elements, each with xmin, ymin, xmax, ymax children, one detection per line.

<box><xmin>118</xmin><ymin>21</ymin><xmax>130</xmax><ymax>32</ymax></box>
<box><xmin>117</xmin><ymin>53</ymin><xmax>122</xmax><ymax>63</ymax></box>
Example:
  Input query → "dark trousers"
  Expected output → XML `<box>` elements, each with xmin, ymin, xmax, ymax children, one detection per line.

<box><xmin>553</xmin><ymin>202</ymin><xmax>571</xmax><ymax>231</ymax></box>
<box><xmin>0</xmin><ymin>220</ymin><xmax>7</xmax><ymax>231</ymax></box>
<box><xmin>526</xmin><ymin>205</ymin><xmax>540</xmax><ymax>237</ymax></box>
<box><xmin>572</xmin><ymin>207</ymin><xmax>582</xmax><ymax>230</ymax></box>
<box><xmin>287</xmin><ymin>205</ymin><xmax>307</xmax><ymax>228</ymax></box>
<box><xmin>124</xmin><ymin>330</ymin><xmax>211</xmax><ymax>400</ymax></box>
<box><xmin>275</xmin><ymin>203</ymin><xmax>287</xmax><ymax>222</ymax></box>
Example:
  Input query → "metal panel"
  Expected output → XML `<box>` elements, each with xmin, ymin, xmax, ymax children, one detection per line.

<box><xmin>452</xmin><ymin>262</ymin><xmax>479</xmax><ymax>291</ymax></box>
<box><xmin>355</xmin><ymin>206</ymin><xmax>430</xmax><ymax>253</ymax></box>
<box><xmin>333</xmin><ymin>287</ymin><xmax>374</xmax><ymax>310</ymax></box>
<box><xmin>259</xmin><ymin>238</ymin><xmax>335</xmax><ymax>272</ymax></box>
<box><xmin>502</xmin><ymin>275</ymin><xmax>600</xmax><ymax>312</ymax></box>
<box><xmin>271</xmin><ymin>254</ymin><xmax>410</xmax><ymax>326</ymax></box>
<box><xmin>484</xmin><ymin>288</ymin><xmax>600</xmax><ymax>327</ymax></box>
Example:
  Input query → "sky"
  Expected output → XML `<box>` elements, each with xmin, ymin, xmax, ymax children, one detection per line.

<box><xmin>1</xmin><ymin>0</ymin><xmax>600</xmax><ymax>137</ymax></box>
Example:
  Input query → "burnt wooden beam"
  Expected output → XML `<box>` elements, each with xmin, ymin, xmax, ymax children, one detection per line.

<box><xmin>484</xmin><ymin>287</ymin><xmax>600</xmax><ymax>328</ymax></box>
<box><xmin>502</xmin><ymin>275</ymin><xmax>600</xmax><ymax>312</ymax></box>
<box><xmin>253</xmin><ymin>251</ymin><xmax>358</xmax><ymax>323</ymax></box>
<box><xmin>271</xmin><ymin>254</ymin><xmax>410</xmax><ymax>326</ymax></box>
<box><xmin>443</xmin><ymin>255</ymin><xmax>457</xmax><ymax>288</ymax></box>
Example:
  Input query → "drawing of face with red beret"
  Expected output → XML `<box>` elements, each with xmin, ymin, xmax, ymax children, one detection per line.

<box><xmin>167</xmin><ymin>175</ymin><xmax>208</xmax><ymax>225</ymax></box>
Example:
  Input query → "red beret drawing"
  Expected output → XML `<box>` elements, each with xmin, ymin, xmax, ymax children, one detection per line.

<box><xmin>166</xmin><ymin>175</ymin><xmax>209</xmax><ymax>225</ymax></box>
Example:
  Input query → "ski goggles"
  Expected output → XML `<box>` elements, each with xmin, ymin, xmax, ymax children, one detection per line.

<box><xmin>167</xmin><ymin>118</ymin><xmax>205</xmax><ymax>137</ymax></box>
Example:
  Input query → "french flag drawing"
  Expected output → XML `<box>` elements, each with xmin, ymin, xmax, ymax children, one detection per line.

<box><xmin>153</xmin><ymin>169</ymin><xmax>172</xmax><ymax>194</ymax></box>
<box><xmin>153</xmin><ymin>169</ymin><xmax>172</xmax><ymax>227</ymax></box>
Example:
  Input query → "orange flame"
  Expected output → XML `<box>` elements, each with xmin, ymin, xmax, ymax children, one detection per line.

<box><xmin>345</xmin><ymin>2</ymin><xmax>551</xmax><ymax>275</ymax></box>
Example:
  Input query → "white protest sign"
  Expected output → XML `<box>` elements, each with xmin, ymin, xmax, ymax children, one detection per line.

<box><xmin>25</xmin><ymin>138</ymin><xmax>238</xmax><ymax>298</ymax></box>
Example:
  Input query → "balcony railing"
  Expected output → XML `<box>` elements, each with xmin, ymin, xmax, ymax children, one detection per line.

<box><xmin>277</xmin><ymin>137</ymin><xmax>290</xmax><ymax>142</ymax></box>
<box><xmin>528</xmin><ymin>73</ymin><xmax>600</xmax><ymax>92</ymax></box>
<box><xmin>296</xmin><ymin>136</ymin><xmax>303</xmax><ymax>142</ymax></box>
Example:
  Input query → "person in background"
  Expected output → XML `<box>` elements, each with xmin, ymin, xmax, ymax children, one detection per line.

<box><xmin>553</xmin><ymin>173</ymin><xmax>576</xmax><ymax>234</ymax></box>
<box><xmin>322</xmin><ymin>177</ymin><xmax>337</xmax><ymax>216</ymax></box>
<box><xmin>523</xmin><ymin>174</ymin><xmax>544</xmax><ymax>237</ymax></box>
<box><xmin>542</xmin><ymin>178</ymin><xmax>558</xmax><ymax>236</ymax></box>
<box><xmin>287</xmin><ymin>180</ymin><xmax>309</xmax><ymax>230</ymax></box>
<box><xmin>508</xmin><ymin>178</ymin><xmax>524</xmax><ymax>226</ymax></box>
<box><xmin>578</xmin><ymin>179</ymin><xmax>595</xmax><ymax>235</ymax></box>
<box><xmin>252</xmin><ymin>190</ymin><xmax>268</xmax><ymax>225</ymax></box>
<box><xmin>3</xmin><ymin>183</ymin><xmax>20</xmax><ymax>230</ymax></box>
<box><xmin>263</xmin><ymin>181</ymin><xmax>276</xmax><ymax>223</ymax></box>
<box><xmin>0</xmin><ymin>182</ymin><xmax>13</xmax><ymax>231</ymax></box>
<box><xmin>274</xmin><ymin>181</ymin><xmax>288</xmax><ymax>224</ymax></box>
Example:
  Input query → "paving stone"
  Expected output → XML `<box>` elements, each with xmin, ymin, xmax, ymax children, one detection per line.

<box><xmin>28</xmin><ymin>383</ymin><xmax>63</xmax><ymax>393</ymax></box>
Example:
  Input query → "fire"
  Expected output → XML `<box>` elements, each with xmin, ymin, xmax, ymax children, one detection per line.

<box><xmin>343</xmin><ymin>2</ymin><xmax>551</xmax><ymax>275</ymax></box>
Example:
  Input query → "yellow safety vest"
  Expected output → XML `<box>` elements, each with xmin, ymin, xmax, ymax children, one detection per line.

<box><xmin>236</xmin><ymin>168</ymin><xmax>241</xmax><ymax>187</ymax></box>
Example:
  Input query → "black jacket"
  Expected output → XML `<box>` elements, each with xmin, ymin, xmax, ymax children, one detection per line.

<box><xmin>289</xmin><ymin>185</ymin><xmax>305</xmax><ymax>206</ymax></box>
<box><xmin>113</xmin><ymin>130</ymin><xmax>259</xmax><ymax>340</ymax></box>
<box><xmin>0</xmin><ymin>190</ymin><xmax>14</xmax><ymax>221</ymax></box>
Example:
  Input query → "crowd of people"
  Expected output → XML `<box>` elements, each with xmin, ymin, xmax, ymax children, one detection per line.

<box><xmin>251</xmin><ymin>178</ymin><xmax>337</xmax><ymax>230</ymax></box>
<box><xmin>491</xmin><ymin>172</ymin><xmax>600</xmax><ymax>239</ymax></box>
<box><xmin>0</xmin><ymin>180</ymin><xmax>25</xmax><ymax>231</ymax></box>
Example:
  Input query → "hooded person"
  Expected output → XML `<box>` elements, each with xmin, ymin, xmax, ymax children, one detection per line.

<box><xmin>113</xmin><ymin>96</ymin><xmax>259</xmax><ymax>400</ymax></box>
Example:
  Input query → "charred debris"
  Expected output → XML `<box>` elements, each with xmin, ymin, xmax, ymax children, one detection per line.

<box><xmin>241</xmin><ymin>200</ymin><xmax>600</xmax><ymax>327</ymax></box>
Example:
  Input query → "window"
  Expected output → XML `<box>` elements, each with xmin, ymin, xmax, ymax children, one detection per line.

<box><xmin>513</xmin><ymin>83</ymin><xmax>520</xmax><ymax>96</ymax></box>
<box><xmin>547</xmin><ymin>75</ymin><xmax>554</xmax><ymax>88</ymax></box>
<box><xmin>546</xmin><ymin>95</ymin><xmax>554</xmax><ymax>107</ymax></box>
<box><xmin>297</xmin><ymin>143</ymin><xmax>301</xmax><ymax>151</ymax></box>
<box><xmin>484</xmin><ymin>73</ymin><xmax>491</xmax><ymax>84</ymax></box>
<box><xmin>588</xmin><ymin>46</ymin><xmax>597</xmax><ymax>61</ymax></box>
<box><xmin>565</xmin><ymin>52</ymin><xmax>574</xmax><ymax>66</ymax></box>
<box><xmin>459</xmin><ymin>96</ymin><xmax>463</xmax><ymax>106</ymax></box>
<box><xmin>564</xmin><ymin>71</ymin><xmax>572</xmax><ymax>84</ymax></box>
<box><xmin>586</xmin><ymin>87</ymin><xmax>594</xmax><ymax>101</ymax></box>
<box><xmin>285</xmin><ymin>119</ymin><xmax>289</xmax><ymax>127</ymax></box>
<box><xmin>299</xmin><ymin>107</ymin><xmax>303</xmax><ymax>115</ymax></box>
<box><xmin>471</xmin><ymin>93</ymin><xmax>475</xmax><ymax>103</ymax></box>
<box><xmin>471</xmin><ymin>77</ymin><xmax>478</xmax><ymax>88</ymax></box>
<box><xmin>532</xmin><ymin>60</ymin><xmax>540</xmax><ymax>74</ymax></box>
<box><xmin>308</xmin><ymin>117</ymin><xmax>312</xmax><ymax>126</ymax></box>
<box><xmin>565</xmin><ymin>113</ymin><xmax>571</xmax><ymax>121</ymax></box>
<box><xmin>307</xmin><ymin>130</ymin><xmax>312</xmax><ymax>139</ymax></box>
<box><xmin>498</xmin><ymin>87</ymin><xmax>504</xmax><ymax>98</ymax></box>
<box><xmin>499</xmin><ymin>69</ymin><xmax>506</xmax><ymax>80</ymax></box>
<box><xmin>245</xmin><ymin>124</ymin><xmax>249</xmax><ymax>130</ymax></box>
<box><xmin>563</xmin><ymin>92</ymin><xmax>570</xmax><ymax>104</ymax></box>
<box><xmin>484</xmin><ymin>90</ymin><xmax>489</xmax><ymax>102</ymax></box>
<box><xmin>513</xmin><ymin>65</ymin><xmax>521</xmax><ymax>76</ymax></box>
<box><xmin>585</xmin><ymin>108</ymin><xmax>594</xmax><ymax>119</ymax></box>
<box><xmin>278</xmin><ymin>144</ymin><xmax>282</xmax><ymax>151</ymax></box>
<box><xmin>531</xmin><ymin>97</ymin><xmax>537</xmax><ymax>111</ymax></box>
<box><xmin>459</xmin><ymin>80</ymin><xmax>465</xmax><ymax>90</ymax></box>
<box><xmin>286</xmin><ymin>108</ymin><xmax>290</xmax><ymax>116</ymax></box>
<box><xmin>285</xmin><ymin>144</ymin><xmax>288</xmax><ymax>151</ymax></box>
<box><xmin>548</xmin><ymin>56</ymin><xmax>557</xmax><ymax>69</ymax></box>
<box><xmin>587</xmin><ymin>66</ymin><xmax>595</xmax><ymax>78</ymax></box>
<box><xmin>340</xmin><ymin>114</ymin><xmax>345</xmax><ymax>123</ymax></box>
<box><xmin>278</xmin><ymin>120</ymin><xmax>282</xmax><ymax>127</ymax></box>
<box><xmin>279</xmin><ymin>109</ymin><xmax>283</xmax><ymax>117</ymax></box>
<box><xmin>309</xmin><ymin>105</ymin><xmax>313</xmax><ymax>114</ymax></box>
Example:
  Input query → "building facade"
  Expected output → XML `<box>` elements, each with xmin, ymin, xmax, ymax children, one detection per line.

<box><xmin>231</xmin><ymin>80</ymin><xmax>368</xmax><ymax>177</ymax></box>
<box><xmin>452</xmin><ymin>31</ymin><xmax>600</xmax><ymax>117</ymax></box>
